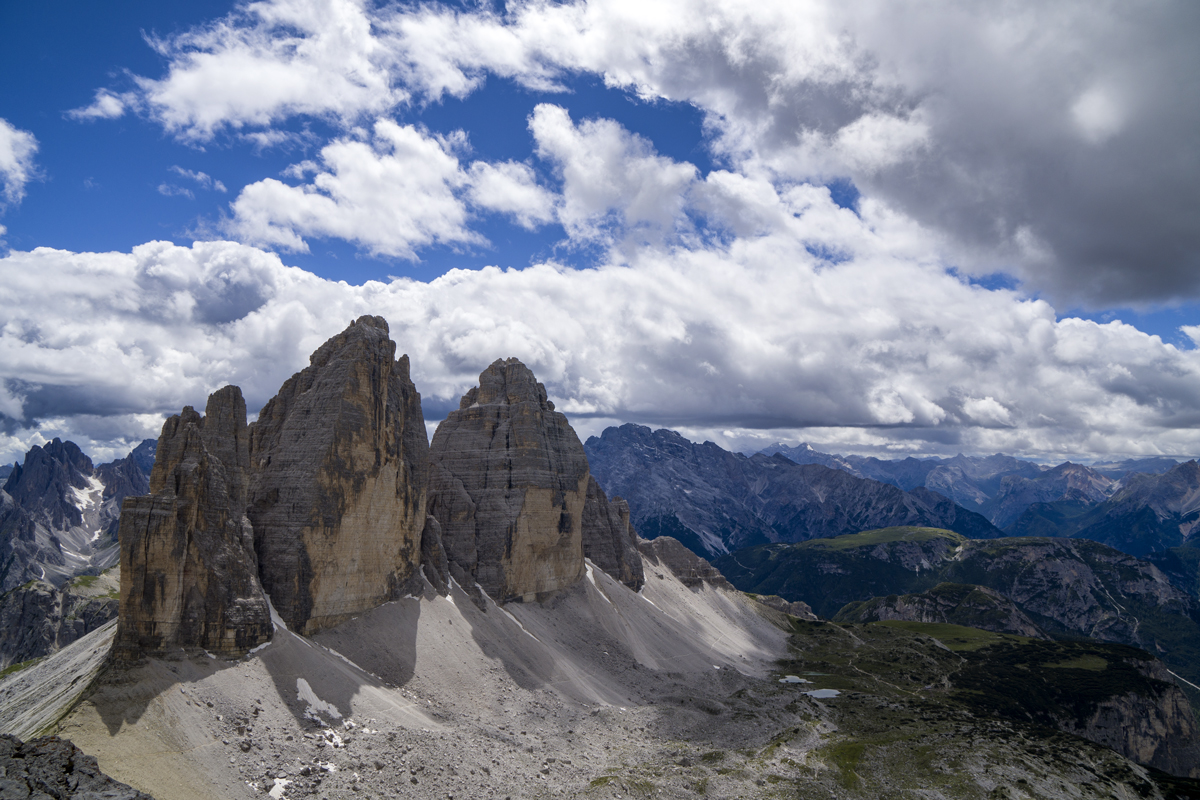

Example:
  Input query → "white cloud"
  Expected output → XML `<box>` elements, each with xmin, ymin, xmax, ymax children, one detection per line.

<box><xmin>171</xmin><ymin>166</ymin><xmax>227</xmax><ymax>193</ymax></box>
<box><xmin>529</xmin><ymin>104</ymin><xmax>697</xmax><ymax>243</ymax></box>
<box><xmin>135</xmin><ymin>0</ymin><xmax>406</xmax><ymax>141</ymax></box>
<box><xmin>68</xmin><ymin>89</ymin><xmax>132</xmax><ymax>121</ymax></box>
<box><xmin>465</xmin><ymin>161</ymin><xmax>556</xmax><ymax>230</ymax></box>
<box><xmin>225</xmin><ymin>119</ymin><xmax>485</xmax><ymax>257</ymax></box>
<box><xmin>0</xmin><ymin>119</ymin><xmax>39</xmax><ymax>207</ymax></box>
<box><xmin>6</xmin><ymin>190</ymin><xmax>1200</xmax><ymax>467</ymax></box>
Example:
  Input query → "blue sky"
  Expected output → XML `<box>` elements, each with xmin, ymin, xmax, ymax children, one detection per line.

<box><xmin>1</xmin><ymin>0</ymin><xmax>1199</xmax><ymax>465</ymax></box>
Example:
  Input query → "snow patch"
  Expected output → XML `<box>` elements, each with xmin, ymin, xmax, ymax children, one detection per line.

<box><xmin>296</xmin><ymin>678</ymin><xmax>342</xmax><ymax>720</ymax></box>
<box><xmin>269</xmin><ymin>778</ymin><xmax>291</xmax><ymax>799</ymax></box>
<box><xmin>779</xmin><ymin>675</ymin><xmax>811</xmax><ymax>684</ymax></box>
<box><xmin>267</xmin><ymin>595</ymin><xmax>289</xmax><ymax>632</ymax></box>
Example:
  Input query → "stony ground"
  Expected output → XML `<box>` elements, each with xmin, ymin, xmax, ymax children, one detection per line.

<box><xmin>8</xmin><ymin>555</ymin><xmax>1200</xmax><ymax>800</ymax></box>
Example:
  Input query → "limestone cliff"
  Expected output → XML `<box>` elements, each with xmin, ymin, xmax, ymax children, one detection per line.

<box><xmin>115</xmin><ymin>386</ymin><xmax>271</xmax><ymax>659</ymax></box>
<box><xmin>581</xmin><ymin>476</ymin><xmax>644</xmax><ymax>591</ymax></box>
<box><xmin>427</xmin><ymin>358</ymin><xmax>589</xmax><ymax>603</ymax></box>
<box><xmin>247</xmin><ymin>316</ymin><xmax>428</xmax><ymax>634</ymax></box>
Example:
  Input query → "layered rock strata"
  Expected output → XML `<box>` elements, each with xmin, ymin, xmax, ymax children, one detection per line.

<box><xmin>638</xmin><ymin>536</ymin><xmax>733</xmax><ymax>590</ymax></box>
<box><xmin>581</xmin><ymin>477</ymin><xmax>645</xmax><ymax>591</ymax></box>
<box><xmin>428</xmin><ymin>358</ymin><xmax>590</xmax><ymax>603</ymax></box>
<box><xmin>247</xmin><ymin>316</ymin><xmax>429</xmax><ymax>634</ymax></box>
<box><xmin>115</xmin><ymin>386</ymin><xmax>270</xmax><ymax>659</ymax></box>
<box><xmin>0</xmin><ymin>569</ymin><xmax>119</xmax><ymax>669</ymax></box>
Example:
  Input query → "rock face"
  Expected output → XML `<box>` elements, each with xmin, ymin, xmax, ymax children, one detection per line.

<box><xmin>248</xmin><ymin>316</ymin><xmax>429</xmax><ymax>634</ymax></box>
<box><xmin>586</xmin><ymin>424</ymin><xmax>1002</xmax><ymax>559</ymax></box>
<box><xmin>115</xmin><ymin>386</ymin><xmax>271</xmax><ymax>659</ymax></box>
<box><xmin>427</xmin><ymin>358</ymin><xmax>589</xmax><ymax>603</ymax></box>
<box><xmin>834</xmin><ymin>581</ymin><xmax>1047</xmax><ymax>638</ymax></box>
<box><xmin>0</xmin><ymin>569</ymin><xmax>119</xmax><ymax>669</ymax></box>
<box><xmin>0</xmin><ymin>734</ymin><xmax>153</xmax><ymax>799</ymax></box>
<box><xmin>581</xmin><ymin>477</ymin><xmax>644</xmax><ymax>591</ymax></box>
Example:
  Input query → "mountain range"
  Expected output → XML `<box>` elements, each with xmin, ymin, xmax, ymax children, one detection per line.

<box><xmin>0</xmin><ymin>438</ymin><xmax>155</xmax><ymax>593</ymax></box>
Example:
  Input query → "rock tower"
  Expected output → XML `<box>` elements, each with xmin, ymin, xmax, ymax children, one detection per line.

<box><xmin>247</xmin><ymin>316</ymin><xmax>429</xmax><ymax>634</ymax></box>
<box><xmin>114</xmin><ymin>386</ymin><xmax>271</xmax><ymax>659</ymax></box>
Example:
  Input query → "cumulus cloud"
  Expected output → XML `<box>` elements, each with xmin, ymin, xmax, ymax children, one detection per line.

<box><xmin>68</xmin><ymin>89</ymin><xmax>134</xmax><ymax>121</ymax></box>
<box><xmin>226</xmin><ymin>119</ymin><xmax>560</xmax><ymax>257</ymax></box>
<box><xmin>89</xmin><ymin>0</ymin><xmax>1200</xmax><ymax>304</ymax></box>
<box><xmin>0</xmin><ymin>119</ymin><xmax>39</xmax><ymax>207</ymax></box>
<box><xmin>134</xmin><ymin>0</ymin><xmax>406</xmax><ymax>141</ymax></box>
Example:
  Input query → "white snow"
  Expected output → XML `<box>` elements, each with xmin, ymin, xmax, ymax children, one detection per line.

<box><xmin>296</xmin><ymin>678</ymin><xmax>342</xmax><ymax>720</ymax></box>
<box><xmin>268</xmin><ymin>778</ymin><xmax>291</xmax><ymax>799</ymax></box>
<box><xmin>779</xmin><ymin>675</ymin><xmax>812</xmax><ymax>684</ymax></box>
<box><xmin>267</xmin><ymin>596</ymin><xmax>289</xmax><ymax>632</ymax></box>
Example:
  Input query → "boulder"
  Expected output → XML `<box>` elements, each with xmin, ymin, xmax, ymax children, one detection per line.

<box><xmin>427</xmin><ymin>358</ymin><xmax>589</xmax><ymax>603</ymax></box>
<box><xmin>114</xmin><ymin>386</ymin><xmax>271</xmax><ymax>659</ymax></box>
<box><xmin>247</xmin><ymin>316</ymin><xmax>428</xmax><ymax>634</ymax></box>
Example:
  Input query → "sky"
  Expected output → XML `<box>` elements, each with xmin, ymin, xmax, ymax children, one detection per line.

<box><xmin>1</xmin><ymin>0</ymin><xmax>1199</xmax><ymax>467</ymax></box>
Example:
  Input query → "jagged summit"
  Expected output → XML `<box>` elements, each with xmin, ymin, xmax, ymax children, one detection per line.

<box><xmin>428</xmin><ymin>357</ymin><xmax>590</xmax><ymax>604</ymax></box>
<box><xmin>460</xmin><ymin>357</ymin><xmax>554</xmax><ymax>409</ymax></box>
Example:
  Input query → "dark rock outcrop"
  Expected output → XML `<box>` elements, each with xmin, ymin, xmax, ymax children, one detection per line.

<box><xmin>586</xmin><ymin>424</ymin><xmax>1002</xmax><ymax>559</ymax></box>
<box><xmin>638</xmin><ymin>536</ymin><xmax>733</xmax><ymax>590</ymax></box>
<box><xmin>834</xmin><ymin>581</ymin><xmax>1047</xmax><ymax>637</ymax></box>
<box><xmin>115</xmin><ymin>386</ymin><xmax>271</xmax><ymax>659</ymax></box>
<box><xmin>0</xmin><ymin>734</ymin><xmax>153</xmax><ymax>799</ymax></box>
<box><xmin>247</xmin><ymin>316</ymin><xmax>429</xmax><ymax>634</ymax></box>
<box><xmin>581</xmin><ymin>477</ymin><xmax>644</xmax><ymax>591</ymax></box>
<box><xmin>0</xmin><ymin>570</ymin><xmax>119</xmax><ymax>669</ymax></box>
<box><xmin>427</xmin><ymin>358</ymin><xmax>589</xmax><ymax>603</ymax></box>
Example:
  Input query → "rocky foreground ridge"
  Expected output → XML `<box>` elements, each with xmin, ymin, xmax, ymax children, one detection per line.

<box><xmin>116</xmin><ymin>317</ymin><xmax>642</xmax><ymax>658</ymax></box>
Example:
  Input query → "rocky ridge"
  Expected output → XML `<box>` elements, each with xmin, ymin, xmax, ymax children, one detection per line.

<box><xmin>0</xmin><ymin>733</ymin><xmax>151</xmax><ymax>799</ymax></box>
<box><xmin>834</xmin><ymin>581</ymin><xmax>1047</xmax><ymax>637</ymax></box>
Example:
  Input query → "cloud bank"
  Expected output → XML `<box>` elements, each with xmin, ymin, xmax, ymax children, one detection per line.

<box><xmin>4</xmin><ymin>191</ymin><xmax>1200</xmax><ymax>465</ymax></box>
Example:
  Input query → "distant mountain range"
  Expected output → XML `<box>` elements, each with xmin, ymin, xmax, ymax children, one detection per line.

<box><xmin>0</xmin><ymin>438</ymin><xmax>155</xmax><ymax>592</ymax></box>
<box><xmin>584</xmin><ymin>424</ymin><xmax>1001</xmax><ymax>559</ymax></box>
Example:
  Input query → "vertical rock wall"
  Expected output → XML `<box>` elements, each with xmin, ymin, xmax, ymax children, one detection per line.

<box><xmin>428</xmin><ymin>358</ymin><xmax>590</xmax><ymax>603</ymax></box>
<box><xmin>247</xmin><ymin>316</ymin><xmax>429</xmax><ymax>634</ymax></box>
<box><xmin>115</xmin><ymin>386</ymin><xmax>271</xmax><ymax>659</ymax></box>
<box><xmin>582</xmin><ymin>476</ymin><xmax>645</xmax><ymax>591</ymax></box>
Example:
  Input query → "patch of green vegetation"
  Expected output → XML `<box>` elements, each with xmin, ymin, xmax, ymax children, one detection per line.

<box><xmin>0</xmin><ymin>656</ymin><xmax>44</xmax><ymax>679</ymax></box>
<box><xmin>588</xmin><ymin>776</ymin><xmax>615</xmax><ymax>787</ymax></box>
<box><xmin>804</xmin><ymin>527</ymin><xmax>965</xmax><ymax>551</ymax></box>
<box><xmin>1046</xmin><ymin>655</ymin><xmax>1107</xmax><ymax>672</ymax></box>
<box><xmin>819</xmin><ymin>740</ymin><xmax>865</xmax><ymax>789</ymax></box>
<box><xmin>699</xmin><ymin>750</ymin><xmax>725</xmax><ymax>763</ymax></box>
<box><xmin>70</xmin><ymin>574</ymin><xmax>99</xmax><ymax>589</ymax></box>
<box><xmin>875</xmin><ymin>620</ymin><xmax>1033</xmax><ymax>652</ymax></box>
